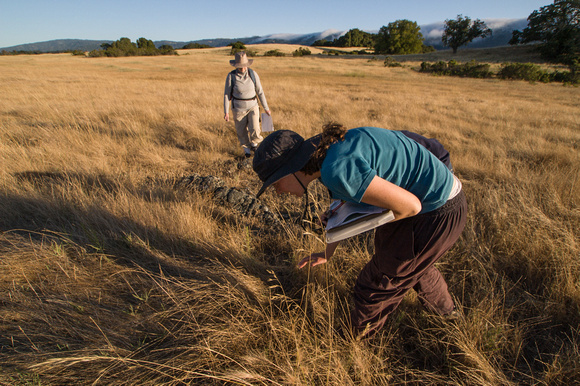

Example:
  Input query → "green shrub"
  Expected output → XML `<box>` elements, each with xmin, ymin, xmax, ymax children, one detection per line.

<box><xmin>182</xmin><ymin>43</ymin><xmax>212</xmax><ymax>49</ymax></box>
<box><xmin>420</xmin><ymin>61</ymin><xmax>448</xmax><ymax>75</ymax></box>
<box><xmin>312</xmin><ymin>39</ymin><xmax>332</xmax><ymax>47</ymax></box>
<box><xmin>292</xmin><ymin>47</ymin><xmax>312</xmax><ymax>57</ymax></box>
<box><xmin>229</xmin><ymin>41</ymin><xmax>246</xmax><ymax>55</ymax></box>
<box><xmin>322</xmin><ymin>49</ymin><xmax>361</xmax><ymax>56</ymax></box>
<box><xmin>158</xmin><ymin>45</ymin><xmax>177</xmax><ymax>56</ymax></box>
<box><xmin>88</xmin><ymin>49</ymin><xmax>106</xmax><ymax>57</ymax></box>
<box><xmin>550</xmin><ymin>61</ymin><xmax>580</xmax><ymax>85</ymax></box>
<box><xmin>264</xmin><ymin>49</ymin><xmax>285</xmax><ymax>57</ymax></box>
<box><xmin>497</xmin><ymin>63</ymin><xmax>551</xmax><ymax>83</ymax></box>
<box><xmin>384</xmin><ymin>57</ymin><xmax>402</xmax><ymax>67</ymax></box>
<box><xmin>419</xmin><ymin>59</ymin><xmax>578</xmax><ymax>84</ymax></box>
<box><xmin>452</xmin><ymin>60</ymin><xmax>493</xmax><ymax>78</ymax></box>
<box><xmin>420</xmin><ymin>60</ymin><xmax>492</xmax><ymax>78</ymax></box>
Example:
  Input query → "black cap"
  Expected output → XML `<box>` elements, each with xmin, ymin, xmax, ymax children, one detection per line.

<box><xmin>252</xmin><ymin>130</ymin><xmax>321</xmax><ymax>198</ymax></box>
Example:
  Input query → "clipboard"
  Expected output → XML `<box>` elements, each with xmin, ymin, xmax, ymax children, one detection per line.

<box><xmin>325</xmin><ymin>200</ymin><xmax>395</xmax><ymax>243</ymax></box>
<box><xmin>261</xmin><ymin>113</ymin><xmax>274</xmax><ymax>132</ymax></box>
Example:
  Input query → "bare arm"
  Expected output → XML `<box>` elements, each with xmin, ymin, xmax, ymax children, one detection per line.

<box><xmin>361</xmin><ymin>175</ymin><xmax>421</xmax><ymax>220</ymax></box>
<box><xmin>298</xmin><ymin>176</ymin><xmax>420</xmax><ymax>269</ymax></box>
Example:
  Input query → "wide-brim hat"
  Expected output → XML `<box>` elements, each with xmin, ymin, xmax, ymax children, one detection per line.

<box><xmin>253</xmin><ymin>130</ymin><xmax>321</xmax><ymax>198</ymax></box>
<box><xmin>230</xmin><ymin>51</ymin><xmax>253</xmax><ymax>68</ymax></box>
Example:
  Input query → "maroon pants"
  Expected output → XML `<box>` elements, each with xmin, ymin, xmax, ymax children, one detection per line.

<box><xmin>351</xmin><ymin>190</ymin><xmax>467</xmax><ymax>336</ymax></box>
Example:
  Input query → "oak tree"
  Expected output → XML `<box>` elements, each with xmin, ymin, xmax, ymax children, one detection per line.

<box><xmin>442</xmin><ymin>15</ymin><xmax>492</xmax><ymax>54</ymax></box>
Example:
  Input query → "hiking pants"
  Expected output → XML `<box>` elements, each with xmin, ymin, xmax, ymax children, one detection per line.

<box><xmin>351</xmin><ymin>190</ymin><xmax>467</xmax><ymax>336</ymax></box>
<box><xmin>233</xmin><ymin>105</ymin><xmax>262</xmax><ymax>150</ymax></box>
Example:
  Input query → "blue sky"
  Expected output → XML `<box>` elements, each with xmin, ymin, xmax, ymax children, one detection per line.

<box><xmin>0</xmin><ymin>0</ymin><xmax>550</xmax><ymax>48</ymax></box>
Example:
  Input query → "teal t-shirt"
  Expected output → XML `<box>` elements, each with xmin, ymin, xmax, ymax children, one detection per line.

<box><xmin>320</xmin><ymin>127</ymin><xmax>453</xmax><ymax>214</ymax></box>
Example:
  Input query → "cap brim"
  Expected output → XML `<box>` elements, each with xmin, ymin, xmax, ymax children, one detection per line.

<box><xmin>256</xmin><ymin>135</ymin><xmax>320</xmax><ymax>198</ymax></box>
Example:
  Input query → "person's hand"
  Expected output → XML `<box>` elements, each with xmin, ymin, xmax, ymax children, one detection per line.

<box><xmin>298</xmin><ymin>251</ymin><xmax>327</xmax><ymax>269</ymax></box>
<box><xmin>224</xmin><ymin>113</ymin><xmax>229</xmax><ymax>122</ymax></box>
<box><xmin>265</xmin><ymin>110</ymin><xmax>271</xmax><ymax>116</ymax></box>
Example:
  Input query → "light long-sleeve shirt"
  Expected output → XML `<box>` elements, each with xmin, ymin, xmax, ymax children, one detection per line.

<box><xmin>224</xmin><ymin>69</ymin><xmax>269</xmax><ymax>114</ymax></box>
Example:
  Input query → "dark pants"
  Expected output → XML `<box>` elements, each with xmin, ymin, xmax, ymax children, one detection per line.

<box><xmin>351</xmin><ymin>190</ymin><xmax>467</xmax><ymax>336</ymax></box>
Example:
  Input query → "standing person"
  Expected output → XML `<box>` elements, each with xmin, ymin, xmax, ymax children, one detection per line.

<box><xmin>224</xmin><ymin>51</ymin><xmax>271</xmax><ymax>158</ymax></box>
<box><xmin>252</xmin><ymin>123</ymin><xmax>467</xmax><ymax>338</ymax></box>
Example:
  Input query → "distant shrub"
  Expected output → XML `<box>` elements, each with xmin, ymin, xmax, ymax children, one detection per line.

<box><xmin>1</xmin><ymin>50</ymin><xmax>43</xmax><ymax>56</ymax></box>
<box><xmin>158</xmin><ymin>45</ymin><xmax>177</xmax><ymax>56</ymax></box>
<box><xmin>498</xmin><ymin>61</ymin><xmax>579</xmax><ymax>85</ymax></box>
<box><xmin>420</xmin><ymin>61</ymin><xmax>447</xmax><ymax>74</ymax></box>
<box><xmin>497</xmin><ymin>62</ymin><xmax>551</xmax><ymax>83</ymax></box>
<box><xmin>264</xmin><ymin>49</ymin><xmax>285</xmax><ymax>57</ymax></box>
<box><xmin>88</xmin><ymin>49</ymin><xmax>106</xmax><ymax>57</ymax></box>
<box><xmin>452</xmin><ymin>60</ymin><xmax>493</xmax><ymax>78</ymax></box>
<box><xmin>71</xmin><ymin>50</ymin><xmax>86</xmax><ymax>56</ymax></box>
<box><xmin>420</xmin><ymin>60</ymin><xmax>493</xmax><ymax>78</ymax></box>
<box><xmin>322</xmin><ymin>49</ymin><xmax>363</xmax><ymax>56</ymax></box>
<box><xmin>384</xmin><ymin>57</ymin><xmax>403</xmax><ymax>67</ymax></box>
<box><xmin>419</xmin><ymin>59</ymin><xmax>578</xmax><ymax>85</ymax></box>
<box><xmin>312</xmin><ymin>39</ymin><xmax>332</xmax><ymax>47</ymax></box>
<box><xmin>229</xmin><ymin>41</ymin><xmax>246</xmax><ymax>55</ymax></box>
<box><xmin>292</xmin><ymin>47</ymin><xmax>311</xmax><ymax>57</ymax></box>
<box><xmin>182</xmin><ymin>43</ymin><xmax>212</xmax><ymax>49</ymax></box>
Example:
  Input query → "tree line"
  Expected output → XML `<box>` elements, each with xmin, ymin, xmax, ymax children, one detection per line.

<box><xmin>312</xmin><ymin>18</ymin><xmax>489</xmax><ymax>55</ymax></box>
<box><xmin>311</xmin><ymin>0</ymin><xmax>578</xmax><ymax>64</ymax></box>
<box><xmin>88</xmin><ymin>37</ymin><xmax>176</xmax><ymax>57</ymax></box>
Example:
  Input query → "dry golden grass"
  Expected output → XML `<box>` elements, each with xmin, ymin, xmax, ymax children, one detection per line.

<box><xmin>0</xmin><ymin>46</ymin><xmax>579</xmax><ymax>385</ymax></box>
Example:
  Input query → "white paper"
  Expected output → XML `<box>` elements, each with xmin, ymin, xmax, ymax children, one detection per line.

<box><xmin>326</xmin><ymin>200</ymin><xmax>386</xmax><ymax>230</ymax></box>
<box><xmin>261</xmin><ymin>113</ymin><xmax>274</xmax><ymax>132</ymax></box>
<box><xmin>326</xmin><ymin>210</ymin><xmax>395</xmax><ymax>243</ymax></box>
<box><xmin>325</xmin><ymin>200</ymin><xmax>395</xmax><ymax>243</ymax></box>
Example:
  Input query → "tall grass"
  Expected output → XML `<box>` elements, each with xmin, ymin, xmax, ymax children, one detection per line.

<box><xmin>0</xmin><ymin>46</ymin><xmax>578</xmax><ymax>385</ymax></box>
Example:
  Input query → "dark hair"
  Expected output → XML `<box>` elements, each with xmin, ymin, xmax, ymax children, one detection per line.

<box><xmin>302</xmin><ymin>122</ymin><xmax>348</xmax><ymax>175</ymax></box>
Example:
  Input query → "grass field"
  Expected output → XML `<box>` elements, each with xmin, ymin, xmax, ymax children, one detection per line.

<box><xmin>0</xmin><ymin>44</ymin><xmax>579</xmax><ymax>385</ymax></box>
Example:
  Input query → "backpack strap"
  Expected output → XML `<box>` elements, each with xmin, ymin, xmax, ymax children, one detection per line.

<box><xmin>229</xmin><ymin>69</ymin><xmax>237</xmax><ymax>100</ymax></box>
<box><xmin>248</xmin><ymin>68</ymin><xmax>258</xmax><ymax>96</ymax></box>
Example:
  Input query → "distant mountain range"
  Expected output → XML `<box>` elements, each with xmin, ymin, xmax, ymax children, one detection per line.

<box><xmin>1</xmin><ymin>19</ymin><xmax>527</xmax><ymax>52</ymax></box>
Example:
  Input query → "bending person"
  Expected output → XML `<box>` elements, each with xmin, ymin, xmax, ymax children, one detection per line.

<box><xmin>252</xmin><ymin>123</ymin><xmax>467</xmax><ymax>338</ymax></box>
